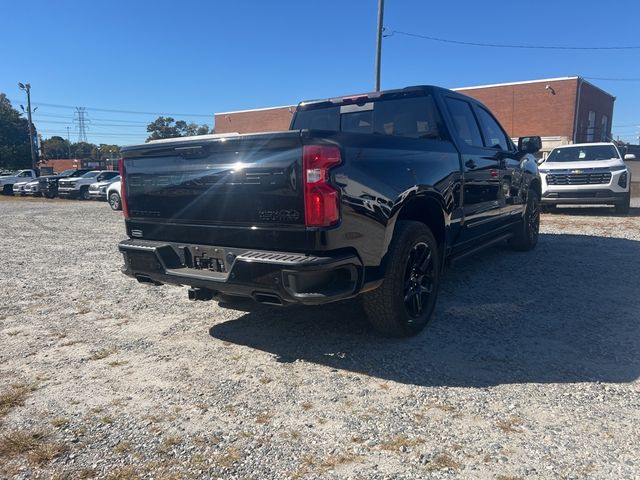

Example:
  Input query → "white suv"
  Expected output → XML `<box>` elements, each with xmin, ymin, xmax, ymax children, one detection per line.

<box><xmin>539</xmin><ymin>142</ymin><xmax>633</xmax><ymax>214</ymax></box>
<box><xmin>58</xmin><ymin>170</ymin><xmax>119</xmax><ymax>200</ymax></box>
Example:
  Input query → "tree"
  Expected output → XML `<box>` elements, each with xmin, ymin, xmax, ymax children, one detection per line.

<box><xmin>98</xmin><ymin>144</ymin><xmax>120</xmax><ymax>160</ymax></box>
<box><xmin>146</xmin><ymin>116</ymin><xmax>210</xmax><ymax>141</ymax></box>
<box><xmin>0</xmin><ymin>93</ymin><xmax>31</xmax><ymax>170</ymax></box>
<box><xmin>71</xmin><ymin>141</ymin><xmax>96</xmax><ymax>160</ymax></box>
<box><xmin>41</xmin><ymin>136</ymin><xmax>70</xmax><ymax>159</ymax></box>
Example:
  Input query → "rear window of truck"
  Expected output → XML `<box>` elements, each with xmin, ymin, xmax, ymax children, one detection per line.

<box><xmin>293</xmin><ymin>95</ymin><xmax>444</xmax><ymax>140</ymax></box>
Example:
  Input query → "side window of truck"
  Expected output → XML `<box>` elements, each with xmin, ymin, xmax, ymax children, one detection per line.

<box><xmin>475</xmin><ymin>107</ymin><xmax>510</xmax><ymax>151</ymax></box>
<box><xmin>444</xmin><ymin>98</ymin><xmax>483</xmax><ymax>148</ymax></box>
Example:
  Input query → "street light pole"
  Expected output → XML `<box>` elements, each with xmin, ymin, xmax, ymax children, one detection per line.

<box><xmin>374</xmin><ymin>0</ymin><xmax>385</xmax><ymax>91</ymax></box>
<box><xmin>18</xmin><ymin>82</ymin><xmax>38</xmax><ymax>171</ymax></box>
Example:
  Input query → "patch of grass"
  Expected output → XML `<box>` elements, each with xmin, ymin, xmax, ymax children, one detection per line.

<box><xmin>497</xmin><ymin>416</ymin><xmax>524</xmax><ymax>434</ymax></box>
<box><xmin>379</xmin><ymin>435</ymin><xmax>423</xmax><ymax>452</ymax></box>
<box><xmin>255</xmin><ymin>411</ymin><xmax>274</xmax><ymax>425</ymax></box>
<box><xmin>292</xmin><ymin>452</ymin><xmax>357</xmax><ymax>477</ymax></box>
<box><xmin>301</xmin><ymin>401</ymin><xmax>313</xmax><ymax>411</ymax></box>
<box><xmin>113</xmin><ymin>440</ymin><xmax>131</xmax><ymax>454</ymax></box>
<box><xmin>0</xmin><ymin>430</ymin><xmax>66</xmax><ymax>465</ymax></box>
<box><xmin>426</xmin><ymin>402</ymin><xmax>456</xmax><ymax>413</ymax></box>
<box><xmin>99</xmin><ymin>415</ymin><xmax>114</xmax><ymax>425</ymax></box>
<box><xmin>259</xmin><ymin>377</ymin><xmax>273</xmax><ymax>384</ymax></box>
<box><xmin>89</xmin><ymin>348</ymin><xmax>116</xmax><ymax>360</ymax></box>
<box><xmin>110</xmin><ymin>398</ymin><xmax>128</xmax><ymax>407</ymax></box>
<box><xmin>425</xmin><ymin>453</ymin><xmax>461</xmax><ymax>472</ymax></box>
<box><xmin>156</xmin><ymin>436</ymin><xmax>182</xmax><ymax>455</ymax></box>
<box><xmin>217</xmin><ymin>446</ymin><xmax>241</xmax><ymax>468</ymax></box>
<box><xmin>379</xmin><ymin>382</ymin><xmax>390</xmax><ymax>390</ymax></box>
<box><xmin>60</xmin><ymin>340</ymin><xmax>83</xmax><ymax>347</ymax></box>
<box><xmin>108</xmin><ymin>360</ymin><xmax>128</xmax><ymax>367</ymax></box>
<box><xmin>0</xmin><ymin>383</ymin><xmax>34</xmax><ymax>418</ymax></box>
<box><xmin>50</xmin><ymin>417</ymin><xmax>69</xmax><ymax>428</ymax></box>
<box><xmin>105</xmin><ymin>465</ymin><xmax>140</xmax><ymax>480</ymax></box>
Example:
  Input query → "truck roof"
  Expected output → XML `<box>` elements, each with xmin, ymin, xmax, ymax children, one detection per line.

<box><xmin>297</xmin><ymin>85</ymin><xmax>448</xmax><ymax>110</ymax></box>
<box><xmin>554</xmin><ymin>142</ymin><xmax>616</xmax><ymax>149</ymax></box>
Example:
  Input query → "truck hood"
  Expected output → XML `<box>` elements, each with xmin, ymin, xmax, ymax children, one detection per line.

<box><xmin>540</xmin><ymin>158</ymin><xmax>624</xmax><ymax>171</ymax></box>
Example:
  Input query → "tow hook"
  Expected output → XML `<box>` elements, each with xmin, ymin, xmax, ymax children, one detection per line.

<box><xmin>188</xmin><ymin>287</ymin><xmax>215</xmax><ymax>301</ymax></box>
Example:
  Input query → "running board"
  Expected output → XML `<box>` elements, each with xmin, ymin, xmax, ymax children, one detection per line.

<box><xmin>449</xmin><ymin>232</ymin><xmax>513</xmax><ymax>265</ymax></box>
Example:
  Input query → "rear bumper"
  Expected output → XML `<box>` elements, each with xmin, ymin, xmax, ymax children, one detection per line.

<box><xmin>541</xmin><ymin>189</ymin><xmax>628</xmax><ymax>205</ymax></box>
<box><xmin>118</xmin><ymin>239</ymin><xmax>363</xmax><ymax>306</ymax></box>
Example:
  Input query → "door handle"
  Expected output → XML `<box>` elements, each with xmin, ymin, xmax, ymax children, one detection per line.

<box><xmin>465</xmin><ymin>159</ymin><xmax>477</xmax><ymax>169</ymax></box>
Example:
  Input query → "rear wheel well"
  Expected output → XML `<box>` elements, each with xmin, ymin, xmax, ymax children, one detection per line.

<box><xmin>396</xmin><ymin>196</ymin><xmax>446</xmax><ymax>255</ymax></box>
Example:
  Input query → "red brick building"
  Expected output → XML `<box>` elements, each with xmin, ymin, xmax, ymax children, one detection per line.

<box><xmin>214</xmin><ymin>77</ymin><xmax>615</xmax><ymax>155</ymax></box>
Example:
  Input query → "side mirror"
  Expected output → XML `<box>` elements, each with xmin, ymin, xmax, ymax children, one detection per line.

<box><xmin>518</xmin><ymin>136</ymin><xmax>542</xmax><ymax>154</ymax></box>
<box><xmin>536</xmin><ymin>157</ymin><xmax>545</xmax><ymax>165</ymax></box>
<box><xmin>624</xmin><ymin>153</ymin><xmax>636</xmax><ymax>161</ymax></box>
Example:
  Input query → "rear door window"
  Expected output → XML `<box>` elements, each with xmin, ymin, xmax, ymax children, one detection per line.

<box><xmin>444</xmin><ymin>98</ymin><xmax>484</xmax><ymax>148</ymax></box>
<box><xmin>476</xmin><ymin>107</ymin><xmax>510</xmax><ymax>150</ymax></box>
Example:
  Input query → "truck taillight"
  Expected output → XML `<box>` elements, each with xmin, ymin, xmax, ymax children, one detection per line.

<box><xmin>303</xmin><ymin>145</ymin><xmax>341</xmax><ymax>227</ymax></box>
<box><xmin>119</xmin><ymin>158</ymin><xmax>129</xmax><ymax>219</ymax></box>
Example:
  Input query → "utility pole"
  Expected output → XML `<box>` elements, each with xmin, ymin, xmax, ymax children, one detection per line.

<box><xmin>66</xmin><ymin>126</ymin><xmax>72</xmax><ymax>158</ymax></box>
<box><xmin>18</xmin><ymin>83</ymin><xmax>38</xmax><ymax>170</ymax></box>
<box><xmin>374</xmin><ymin>0</ymin><xmax>385</xmax><ymax>91</ymax></box>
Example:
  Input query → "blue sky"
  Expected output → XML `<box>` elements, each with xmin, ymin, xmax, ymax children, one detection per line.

<box><xmin>2</xmin><ymin>0</ymin><xmax>639</xmax><ymax>146</ymax></box>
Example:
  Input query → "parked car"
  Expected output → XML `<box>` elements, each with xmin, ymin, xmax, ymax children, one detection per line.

<box><xmin>0</xmin><ymin>169</ymin><xmax>38</xmax><ymax>195</ymax></box>
<box><xmin>24</xmin><ymin>178</ymin><xmax>47</xmax><ymax>197</ymax></box>
<box><xmin>12</xmin><ymin>180</ymin><xmax>31</xmax><ymax>196</ymax></box>
<box><xmin>106</xmin><ymin>180</ymin><xmax>122</xmax><ymax>211</ymax></box>
<box><xmin>58</xmin><ymin>170</ymin><xmax>119</xmax><ymax>200</ymax></box>
<box><xmin>89</xmin><ymin>175</ymin><xmax>120</xmax><ymax>201</ymax></box>
<box><xmin>117</xmin><ymin>85</ymin><xmax>542</xmax><ymax>337</ymax></box>
<box><xmin>539</xmin><ymin>142</ymin><xmax>633</xmax><ymax>214</ymax></box>
<box><xmin>40</xmin><ymin>169</ymin><xmax>93</xmax><ymax>198</ymax></box>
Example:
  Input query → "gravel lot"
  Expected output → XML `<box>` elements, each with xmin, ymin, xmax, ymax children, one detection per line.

<box><xmin>1</xmin><ymin>196</ymin><xmax>639</xmax><ymax>479</ymax></box>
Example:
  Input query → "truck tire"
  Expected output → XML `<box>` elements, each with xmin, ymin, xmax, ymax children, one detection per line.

<box><xmin>509</xmin><ymin>188</ymin><xmax>540</xmax><ymax>251</ymax></box>
<box><xmin>108</xmin><ymin>192</ymin><xmax>122</xmax><ymax>211</ymax></box>
<box><xmin>2</xmin><ymin>185</ymin><xmax>13</xmax><ymax>195</ymax></box>
<box><xmin>615</xmin><ymin>193</ymin><xmax>630</xmax><ymax>215</ymax></box>
<box><xmin>80</xmin><ymin>186</ymin><xmax>91</xmax><ymax>200</ymax></box>
<box><xmin>362</xmin><ymin>221</ymin><xmax>440</xmax><ymax>337</ymax></box>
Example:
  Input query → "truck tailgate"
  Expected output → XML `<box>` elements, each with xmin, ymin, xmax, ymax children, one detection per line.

<box><xmin>122</xmin><ymin>132</ymin><xmax>304</xmax><ymax>228</ymax></box>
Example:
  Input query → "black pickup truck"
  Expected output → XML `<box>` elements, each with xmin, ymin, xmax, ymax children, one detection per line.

<box><xmin>118</xmin><ymin>85</ymin><xmax>541</xmax><ymax>336</ymax></box>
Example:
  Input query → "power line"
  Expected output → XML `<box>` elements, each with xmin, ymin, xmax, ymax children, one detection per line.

<box><xmin>36</xmin><ymin>119</ymin><xmax>150</xmax><ymax>127</ymax></box>
<box><xmin>16</xmin><ymin>100</ymin><xmax>213</xmax><ymax>118</ymax></box>
<box><xmin>33</xmin><ymin>112</ymin><xmax>152</xmax><ymax>124</ymax></box>
<box><xmin>383</xmin><ymin>29</ymin><xmax>640</xmax><ymax>50</ymax></box>
<box><xmin>585</xmin><ymin>77</ymin><xmax>640</xmax><ymax>82</ymax></box>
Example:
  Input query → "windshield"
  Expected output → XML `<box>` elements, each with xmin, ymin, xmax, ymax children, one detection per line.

<box><xmin>81</xmin><ymin>171</ymin><xmax>100</xmax><ymax>178</ymax></box>
<box><xmin>547</xmin><ymin>145</ymin><xmax>620</xmax><ymax>162</ymax></box>
<box><xmin>59</xmin><ymin>169</ymin><xmax>76</xmax><ymax>176</ymax></box>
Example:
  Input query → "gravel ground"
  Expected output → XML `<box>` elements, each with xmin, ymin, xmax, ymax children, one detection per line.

<box><xmin>1</xmin><ymin>196</ymin><xmax>639</xmax><ymax>479</ymax></box>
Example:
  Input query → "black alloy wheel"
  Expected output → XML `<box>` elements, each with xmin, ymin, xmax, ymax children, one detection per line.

<box><xmin>362</xmin><ymin>221</ymin><xmax>441</xmax><ymax>337</ymax></box>
<box><xmin>403</xmin><ymin>241</ymin><xmax>435</xmax><ymax>320</ymax></box>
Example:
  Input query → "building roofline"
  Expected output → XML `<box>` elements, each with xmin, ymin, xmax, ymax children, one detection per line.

<box><xmin>215</xmin><ymin>105</ymin><xmax>296</xmax><ymax>116</ymax></box>
<box><xmin>578</xmin><ymin>79</ymin><xmax>616</xmax><ymax>100</ymax></box>
<box><xmin>453</xmin><ymin>76</ymin><xmax>579</xmax><ymax>91</ymax></box>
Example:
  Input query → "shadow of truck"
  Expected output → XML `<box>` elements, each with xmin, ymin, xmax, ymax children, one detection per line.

<box><xmin>210</xmin><ymin>233</ymin><xmax>640</xmax><ymax>388</ymax></box>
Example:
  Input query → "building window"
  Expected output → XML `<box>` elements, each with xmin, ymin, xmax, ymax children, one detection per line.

<box><xmin>586</xmin><ymin>111</ymin><xmax>596</xmax><ymax>142</ymax></box>
<box><xmin>601</xmin><ymin>115</ymin><xmax>608</xmax><ymax>142</ymax></box>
